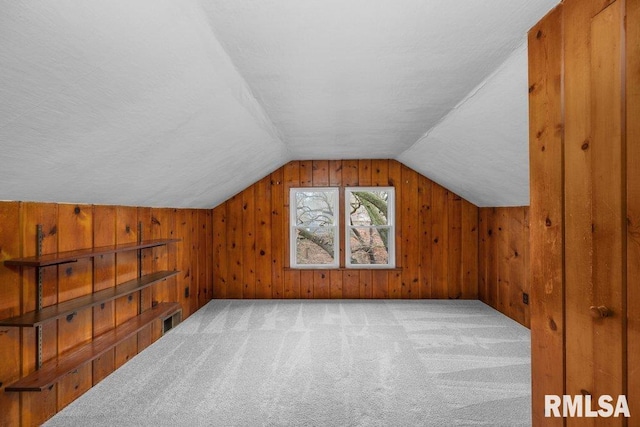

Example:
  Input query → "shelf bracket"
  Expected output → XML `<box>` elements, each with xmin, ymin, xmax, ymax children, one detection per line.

<box><xmin>138</xmin><ymin>221</ymin><xmax>143</xmax><ymax>312</ymax></box>
<box><xmin>35</xmin><ymin>224</ymin><xmax>44</xmax><ymax>369</ymax></box>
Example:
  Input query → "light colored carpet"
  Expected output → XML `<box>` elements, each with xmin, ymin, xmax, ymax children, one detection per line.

<box><xmin>45</xmin><ymin>300</ymin><xmax>531</xmax><ymax>427</ymax></box>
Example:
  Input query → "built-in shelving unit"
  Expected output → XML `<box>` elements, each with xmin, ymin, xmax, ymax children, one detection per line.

<box><xmin>1</xmin><ymin>228</ymin><xmax>182</xmax><ymax>393</ymax></box>
<box><xmin>0</xmin><ymin>270</ymin><xmax>178</xmax><ymax>327</ymax></box>
<box><xmin>4</xmin><ymin>239</ymin><xmax>180</xmax><ymax>267</ymax></box>
<box><xmin>5</xmin><ymin>302</ymin><xmax>180</xmax><ymax>392</ymax></box>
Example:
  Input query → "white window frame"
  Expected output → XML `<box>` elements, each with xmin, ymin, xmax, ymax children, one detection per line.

<box><xmin>344</xmin><ymin>187</ymin><xmax>395</xmax><ymax>269</ymax></box>
<box><xmin>290</xmin><ymin>187</ymin><xmax>340</xmax><ymax>269</ymax></box>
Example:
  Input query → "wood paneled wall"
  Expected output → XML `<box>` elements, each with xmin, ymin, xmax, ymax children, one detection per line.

<box><xmin>212</xmin><ymin>160</ymin><xmax>479</xmax><ymax>300</ymax></box>
<box><xmin>0</xmin><ymin>202</ymin><xmax>212</xmax><ymax>426</ymax></box>
<box><xmin>529</xmin><ymin>0</ymin><xmax>638</xmax><ymax>424</ymax></box>
<box><xmin>478</xmin><ymin>207</ymin><xmax>530</xmax><ymax>328</ymax></box>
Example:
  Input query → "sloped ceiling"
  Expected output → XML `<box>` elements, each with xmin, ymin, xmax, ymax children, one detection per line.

<box><xmin>0</xmin><ymin>0</ymin><xmax>557</xmax><ymax>208</ymax></box>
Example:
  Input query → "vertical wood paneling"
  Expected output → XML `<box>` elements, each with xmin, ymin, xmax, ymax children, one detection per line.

<box><xmin>461</xmin><ymin>200</ymin><xmax>478</xmax><ymax>299</ymax></box>
<box><xmin>301</xmin><ymin>270</ymin><xmax>313</xmax><ymax>299</ymax></box>
<box><xmin>372</xmin><ymin>270</ymin><xmax>388</xmax><ymax>299</ymax></box>
<box><xmin>213</xmin><ymin>160</ymin><xmax>478</xmax><ymax>304</ymax></box>
<box><xmin>92</xmin><ymin>205</ymin><xmax>116</xmax><ymax>384</ymax></box>
<box><xmin>371</xmin><ymin>159</ymin><xmax>388</xmax><ymax>187</ymax></box>
<box><xmin>563</xmin><ymin>1</ymin><xmax>597</xmax><ymax>422</ymax></box>
<box><xmin>0</xmin><ymin>202</ymin><xmax>21</xmax><ymax>426</ymax></box>
<box><xmin>526</xmin><ymin>0</ymin><xmax>636</xmax><ymax>423</ymax></box>
<box><xmin>114</xmin><ymin>206</ymin><xmax>138</xmax><ymax>370</ymax></box>
<box><xmin>590</xmin><ymin>0</ymin><xmax>625</xmax><ymax>407</ymax></box>
<box><xmin>330</xmin><ymin>270</ymin><xmax>343</xmax><ymax>299</ymax></box>
<box><xmin>137</xmin><ymin>207</ymin><xmax>153</xmax><ymax>332</ymax></box>
<box><xmin>58</xmin><ymin>365</ymin><xmax>92</xmax><ymax>410</ymax></box>
<box><xmin>226</xmin><ymin>195</ymin><xmax>243</xmax><ymax>299</ymax></box>
<box><xmin>212</xmin><ymin>205</ymin><xmax>227</xmax><ymax>299</ymax></box>
<box><xmin>314</xmin><ymin>271</ymin><xmax>330</xmax><ymax>299</ymax></box>
<box><xmin>205</xmin><ymin>210</ymin><xmax>213</xmax><ymax>303</ymax></box>
<box><xmin>212</xmin><ymin>160</ymin><xmax>479</xmax><ymax>303</ymax></box>
<box><xmin>283</xmin><ymin>162</ymin><xmax>300</xmax><ymax>299</ymax></box>
<box><xmin>627</xmin><ymin>0</ymin><xmax>640</xmax><ymax>417</ymax></box>
<box><xmin>486</xmin><ymin>208</ymin><xmax>498</xmax><ymax>309</ymax></box>
<box><xmin>175</xmin><ymin>209</ymin><xmax>192</xmax><ymax>318</ymax></box>
<box><xmin>495</xmin><ymin>208</ymin><xmax>508</xmax><ymax>315</ymax></box>
<box><xmin>507</xmin><ymin>208</ymin><xmax>526</xmax><ymax>325</ymax></box>
<box><xmin>401</xmin><ymin>165</ymin><xmax>419</xmax><ymax>298</ymax></box>
<box><xmin>342</xmin><ymin>270</ymin><xmax>359</xmax><ymax>299</ymax></box>
<box><xmin>359</xmin><ymin>270</ymin><xmax>372</xmax><ymax>299</ymax></box>
<box><xmin>242</xmin><ymin>187</ymin><xmax>256</xmax><ymax>299</ymax></box>
<box><xmin>418</xmin><ymin>176</ymin><xmax>432</xmax><ymax>298</ymax></box>
<box><xmin>21</xmin><ymin>203</ymin><xmax>58</xmax><ymax>425</ymax></box>
<box><xmin>478</xmin><ymin>209</ymin><xmax>489</xmax><ymax>302</ymax></box>
<box><xmin>197</xmin><ymin>211</ymin><xmax>208</xmax><ymax>306</ymax></box>
<box><xmin>56</xmin><ymin>204</ymin><xmax>93</xmax><ymax>411</ymax></box>
<box><xmin>329</xmin><ymin>160</ymin><xmax>343</xmax><ymax>187</ymax></box>
<box><xmin>312</xmin><ymin>160</ymin><xmax>330</xmax><ymax>186</ymax></box>
<box><xmin>430</xmin><ymin>185</ymin><xmax>448</xmax><ymax>299</ymax></box>
<box><xmin>285</xmin><ymin>270</ymin><xmax>301</xmax><ymax>299</ymax></box>
<box><xmin>478</xmin><ymin>207</ymin><xmax>530</xmax><ymax>327</ymax></box>
<box><xmin>358</xmin><ymin>160</ymin><xmax>372</xmax><ymax>186</ymax></box>
<box><xmin>447</xmin><ymin>194</ymin><xmax>462</xmax><ymax>299</ymax></box>
<box><xmin>299</xmin><ymin>160</ymin><xmax>313</xmax><ymax>187</ymax></box>
<box><xmin>255</xmin><ymin>177</ymin><xmax>272</xmax><ymax>298</ymax></box>
<box><xmin>522</xmin><ymin>208</ymin><xmax>531</xmax><ymax>327</ymax></box>
<box><xmin>189</xmin><ymin>210</ymin><xmax>200</xmax><ymax>314</ymax></box>
<box><xmin>168</xmin><ymin>210</ymin><xmax>179</xmax><ymax>305</ymax></box>
<box><xmin>151</xmin><ymin>209</ymin><xmax>173</xmax><ymax>305</ymax></box>
<box><xmin>0</xmin><ymin>201</ymin><xmax>206</xmax><ymax>426</ymax></box>
<box><xmin>529</xmin><ymin>8</ymin><xmax>565</xmax><ymax>422</ymax></box>
<box><xmin>271</xmin><ymin>169</ymin><xmax>285</xmax><ymax>298</ymax></box>
<box><xmin>342</xmin><ymin>160</ymin><xmax>359</xmax><ymax>187</ymax></box>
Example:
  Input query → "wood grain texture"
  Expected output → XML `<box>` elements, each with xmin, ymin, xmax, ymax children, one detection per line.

<box><xmin>478</xmin><ymin>207</ymin><xmax>530</xmax><ymax>328</ymax></box>
<box><xmin>461</xmin><ymin>200</ymin><xmax>478</xmax><ymax>299</ymax></box>
<box><xmin>212</xmin><ymin>205</ymin><xmax>227</xmax><ymax>299</ymax></box>
<box><xmin>242</xmin><ymin>187</ymin><xmax>256</xmax><ymax>299</ymax></box>
<box><xmin>563</xmin><ymin>2</ymin><xmax>599</xmax><ymax>424</ymax></box>
<box><xmin>197</xmin><ymin>210</ymin><xmax>208</xmax><ymax>307</ymax></box>
<box><xmin>271</xmin><ymin>169</ymin><xmax>285</xmax><ymax>298</ymax></box>
<box><xmin>528</xmin><ymin>8</ymin><xmax>566</xmax><ymax>425</ymax></box>
<box><xmin>527</xmin><ymin>1</ymin><xmax>634</xmax><ymax>425</ymax></box>
<box><xmin>589</xmin><ymin>1</ymin><xmax>625</xmax><ymax>413</ymax></box>
<box><xmin>627</xmin><ymin>0</ymin><xmax>640</xmax><ymax>418</ymax></box>
<box><xmin>211</xmin><ymin>160</ymin><xmax>478</xmax><ymax>300</ymax></box>
<box><xmin>0</xmin><ymin>201</ymin><xmax>207</xmax><ymax>426</ymax></box>
<box><xmin>226</xmin><ymin>195</ymin><xmax>244</xmax><ymax>299</ymax></box>
<box><xmin>401</xmin><ymin>165</ymin><xmax>419</xmax><ymax>299</ymax></box>
<box><xmin>20</xmin><ymin>202</ymin><xmax>59</xmax><ymax>423</ymax></box>
<box><xmin>0</xmin><ymin>202</ymin><xmax>21</xmax><ymax>426</ymax></box>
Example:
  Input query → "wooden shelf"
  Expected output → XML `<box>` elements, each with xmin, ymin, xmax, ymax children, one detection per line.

<box><xmin>0</xmin><ymin>271</ymin><xmax>179</xmax><ymax>327</ymax></box>
<box><xmin>3</xmin><ymin>239</ymin><xmax>180</xmax><ymax>267</ymax></box>
<box><xmin>5</xmin><ymin>302</ymin><xmax>181</xmax><ymax>392</ymax></box>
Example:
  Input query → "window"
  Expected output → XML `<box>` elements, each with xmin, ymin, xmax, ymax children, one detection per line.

<box><xmin>345</xmin><ymin>187</ymin><xmax>395</xmax><ymax>268</ymax></box>
<box><xmin>289</xmin><ymin>186</ymin><xmax>395</xmax><ymax>269</ymax></box>
<box><xmin>290</xmin><ymin>188</ymin><xmax>339</xmax><ymax>268</ymax></box>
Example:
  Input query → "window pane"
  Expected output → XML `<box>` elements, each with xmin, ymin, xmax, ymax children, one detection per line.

<box><xmin>295</xmin><ymin>227</ymin><xmax>336</xmax><ymax>265</ymax></box>
<box><xmin>349</xmin><ymin>190</ymin><xmax>390</xmax><ymax>226</ymax></box>
<box><xmin>348</xmin><ymin>227</ymin><xmax>390</xmax><ymax>265</ymax></box>
<box><xmin>296</xmin><ymin>191</ymin><xmax>336</xmax><ymax>226</ymax></box>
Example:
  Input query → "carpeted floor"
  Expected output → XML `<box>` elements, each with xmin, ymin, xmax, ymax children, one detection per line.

<box><xmin>45</xmin><ymin>300</ymin><xmax>531</xmax><ymax>427</ymax></box>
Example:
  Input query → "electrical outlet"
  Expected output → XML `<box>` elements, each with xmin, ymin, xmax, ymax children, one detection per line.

<box><xmin>523</xmin><ymin>292</ymin><xmax>529</xmax><ymax>305</ymax></box>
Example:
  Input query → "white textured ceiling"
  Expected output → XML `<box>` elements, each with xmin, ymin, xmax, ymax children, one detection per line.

<box><xmin>0</xmin><ymin>0</ymin><xmax>557</xmax><ymax>208</ymax></box>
